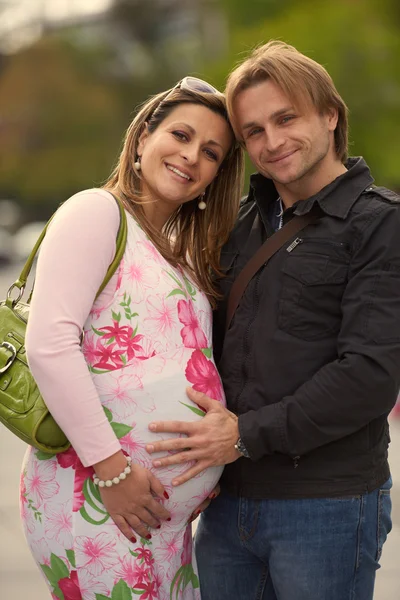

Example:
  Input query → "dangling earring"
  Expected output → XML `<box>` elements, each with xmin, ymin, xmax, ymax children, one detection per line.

<box><xmin>198</xmin><ymin>192</ymin><xmax>206</xmax><ymax>210</ymax></box>
<box><xmin>134</xmin><ymin>156</ymin><xmax>141</xmax><ymax>171</ymax></box>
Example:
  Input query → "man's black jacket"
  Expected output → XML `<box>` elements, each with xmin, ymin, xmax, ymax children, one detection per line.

<box><xmin>214</xmin><ymin>157</ymin><xmax>400</xmax><ymax>498</ymax></box>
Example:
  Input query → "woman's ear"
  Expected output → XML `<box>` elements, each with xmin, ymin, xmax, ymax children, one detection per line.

<box><xmin>137</xmin><ymin>122</ymin><xmax>149</xmax><ymax>155</ymax></box>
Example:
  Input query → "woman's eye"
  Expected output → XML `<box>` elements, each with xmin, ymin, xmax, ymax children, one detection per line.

<box><xmin>172</xmin><ymin>130</ymin><xmax>188</xmax><ymax>141</ymax></box>
<box><xmin>204</xmin><ymin>148</ymin><xmax>218</xmax><ymax>161</ymax></box>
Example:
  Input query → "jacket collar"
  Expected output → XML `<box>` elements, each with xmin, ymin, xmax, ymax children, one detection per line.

<box><xmin>249</xmin><ymin>157</ymin><xmax>374</xmax><ymax>221</ymax></box>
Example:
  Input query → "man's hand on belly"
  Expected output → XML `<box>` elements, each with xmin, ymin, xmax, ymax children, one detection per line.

<box><xmin>145</xmin><ymin>388</ymin><xmax>241</xmax><ymax>486</ymax></box>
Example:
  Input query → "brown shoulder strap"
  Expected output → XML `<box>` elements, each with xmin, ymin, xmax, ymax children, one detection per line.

<box><xmin>225</xmin><ymin>213</ymin><xmax>318</xmax><ymax>332</ymax></box>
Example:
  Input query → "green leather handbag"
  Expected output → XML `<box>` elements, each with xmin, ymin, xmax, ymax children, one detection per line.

<box><xmin>0</xmin><ymin>193</ymin><xmax>127</xmax><ymax>454</ymax></box>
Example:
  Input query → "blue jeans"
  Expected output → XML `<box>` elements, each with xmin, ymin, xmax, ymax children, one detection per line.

<box><xmin>195</xmin><ymin>479</ymin><xmax>392</xmax><ymax>600</ymax></box>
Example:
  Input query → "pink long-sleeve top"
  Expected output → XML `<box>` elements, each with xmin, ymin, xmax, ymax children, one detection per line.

<box><xmin>26</xmin><ymin>189</ymin><xmax>123</xmax><ymax>466</ymax></box>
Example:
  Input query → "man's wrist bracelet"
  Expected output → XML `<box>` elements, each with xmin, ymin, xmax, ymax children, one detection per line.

<box><xmin>93</xmin><ymin>456</ymin><xmax>132</xmax><ymax>488</ymax></box>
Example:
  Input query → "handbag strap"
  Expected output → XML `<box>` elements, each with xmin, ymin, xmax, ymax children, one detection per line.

<box><xmin>94</xmin><ymin>193</ymin><xmax>127</xmax><ymax>298</ymax></box>
<box><xmin>225</xmin><ymin>213</ymin><xmax>318</xmax><ymax>332</ymax></box>
<box><xmin>6</xmin><ymin>192</ymin><xmax>127</xmax><ymax>307</ymax></box>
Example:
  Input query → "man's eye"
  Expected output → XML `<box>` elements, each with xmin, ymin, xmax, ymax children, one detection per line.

<box><xmin>281</xmin><ymin>116</ymin><xmax>295</xmax><ymax>124</ymax></box>
<box><xmin>247</xmin><ymin>128</ymin><xmax>262</xmax><ymax>138</ymax></box>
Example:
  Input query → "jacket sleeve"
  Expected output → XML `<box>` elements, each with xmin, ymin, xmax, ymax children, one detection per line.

<box><xmin>239</xmin><ymin>202</ymin><xmax>400</xmax><ymax>460</ymax></box>
<box><xmin>26</xmin><ymin>190</ymin><xmax>122</xmax><ymax>466</ymax></box>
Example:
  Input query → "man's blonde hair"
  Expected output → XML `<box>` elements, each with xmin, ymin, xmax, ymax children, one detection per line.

<box><xmin>226</xmin><ymin>41</ymin><xmax>349</xmax><ymax>162</ymax></box>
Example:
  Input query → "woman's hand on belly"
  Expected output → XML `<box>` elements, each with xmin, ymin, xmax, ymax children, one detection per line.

<box><xmin>188</xmin><ymin>483</ymin><xmax>220</xmax><ymax>523</ymax></box>
<box><xmin>94</xmin><ymin>451</ymin><xmax>170</xmax><ymax>542</ymax></box>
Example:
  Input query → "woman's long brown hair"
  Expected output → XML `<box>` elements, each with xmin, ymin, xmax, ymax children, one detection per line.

<box><xmin>103</xmin><ymin>86</ymin><xmax>244</xmax><ymax>306</ymax></box>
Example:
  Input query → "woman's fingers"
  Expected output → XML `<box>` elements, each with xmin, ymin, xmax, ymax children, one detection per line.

<box><xmin>147</xmin><ymin>496</ymin><xmax>170</xmax><ymax>522</ymax></box>
<box><xmin>124</xmin><ymin>513</ymin><xmax>152</xmax><ymax>540</ymax></box>
<box><xmin>187</xmin><ymin>484</ymin><xmax>220</xmax><ymax>523</ymax></box>
<box><xmin>112</xmin><ymin>514</ymin><xmax>140</xmax><ymax>543</ymax></box>
<box><xmin>98</xmin><ymin>465</ymin><xmax>172</xmax><ymax>540</ymax></box>
<box><xmin>209</xmin><ymin>483</ymin><xmax>220</xmax><ymax>499</ymax></box>
<box><xmin>134</xmin><ymin>505</ymin><xmax>161</xmax><ymax>530</ymax></box>
<box><xmin>148</xmin><ymin>470</ymin><xmax>168</xmax><ymax>500</ymax></box>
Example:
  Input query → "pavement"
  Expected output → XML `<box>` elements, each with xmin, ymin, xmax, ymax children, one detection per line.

<box><xmin>0</xmin><ymin>263</ymin><xmax>399</xmax><ymax>599</ymax></box>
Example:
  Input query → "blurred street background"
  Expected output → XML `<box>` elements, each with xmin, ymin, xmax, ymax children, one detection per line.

<box><xmin>1</xmin><ymin>0</ymin><xmax>400</xmax><ymax>598</ymax></box>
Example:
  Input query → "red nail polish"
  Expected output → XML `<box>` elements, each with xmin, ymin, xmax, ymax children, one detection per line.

<box><xmin>156</xmin><ymin>525</ymin><xmax>161</xmax><ymax>529</ymax></box>
<box><xmin>195</xmin><ymin>509</ymin><xmax>202</xmax><ymax>516</ymax></box>
<box><xmin>130</xmin><ymin>536</ymin><xmax>136</xmax><ymax>543</ymax></box>
<box><xmin>146</xmin><ymin>534</ymin><xmax>152</xmax><ymax>540</ymax></box>
<box><xmin>167</xmin><ymin>517</ymin><xmax>171</xmax><ymax>521</ymax></box>
<box><xmin>164</xmin><ymin>491</ymin><xmax>169</xmax><ymax>500</ymax></box>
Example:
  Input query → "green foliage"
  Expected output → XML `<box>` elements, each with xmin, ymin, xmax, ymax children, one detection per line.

<box><xmin>0</xmin><ymin>36</ymin><xmax>123</xmax><ymax>216</ymax></box>
<box><xmin>206</xmin><ymin>0</ymin><xmax>400</xmax><ymax>190</ymax></box>
<box><xmin>221</xmin><ymin>0</ymin><xmax>296</xmax><ymax>28</ymax></box>
<box><xmin>1</xmin><ymin>0</ymin><xmax>399</xmax><ymax>217</ymax></box>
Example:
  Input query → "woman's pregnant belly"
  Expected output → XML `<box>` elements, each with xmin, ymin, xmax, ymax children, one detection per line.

<box><xmin>92</xmin><ymin>349</ymin><xmax>225</xmax><ymax>521</ymax></box>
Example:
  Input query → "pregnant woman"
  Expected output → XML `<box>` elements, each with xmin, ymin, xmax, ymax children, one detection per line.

<box><xmin>21</xmin><ymin>78</ymin><xmax>244</xmax><ymax>600</ymax></box>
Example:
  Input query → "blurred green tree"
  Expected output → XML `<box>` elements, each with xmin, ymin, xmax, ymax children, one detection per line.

<box><xmin>208</xmin><ymin>0</ymin><xmax>400</xmax><ymax>190</ymax></box>
<box><xmin>0</xmin><ymin>36</ymin><xmax>124</xmax><ymax>218</ymax></box>
<box><xmin>0</xmin><ymin>0</ymin><xmax>399</xmax><ymax>220</ymax></box>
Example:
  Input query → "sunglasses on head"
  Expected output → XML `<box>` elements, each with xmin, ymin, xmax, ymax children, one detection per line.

<box><xmin>153</xmin><ymin>76</ymin><xmax>223</xmax><ymax>115</ymax></box>
<box><xmin>175</xmin><ymin>76</ymin><xmax>220</xmax><ymax>95</ymax></box>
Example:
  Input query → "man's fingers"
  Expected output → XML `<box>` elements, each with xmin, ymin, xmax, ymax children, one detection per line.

<box><xmin>149</xmin><ymin>419</ymin><xmax>195</xmax><ymax>434</ymax></box>
<box><xmin>171</xmin><ymin>461</ymin><xmax>209</xmax><ymax>487</ymax></box>
<box><xmin>152</xmin><ymin>450</ymin><xmax>198</xmax><ymax>468</ymax></box>
<box><xmin>146</xmin><ymin>436</ymin><xmax>194</xmax><ymax>455</ymax></box>
<box><xmin>186</xmin><ymin>387</ymin><xmax>220</xmax><ymax>411</ymax></box>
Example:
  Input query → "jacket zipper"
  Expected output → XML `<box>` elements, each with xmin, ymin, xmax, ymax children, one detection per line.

<box><xmin>287</xmin><ymin>238</ymin><xmax>348</xmax><ymax>253</ymax></box>
<box><xmin>286</xmin><ymin>238</ymin><xmax>303</xmax><ymax>253</ymax></box>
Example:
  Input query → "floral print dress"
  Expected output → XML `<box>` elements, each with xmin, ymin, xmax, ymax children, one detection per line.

<box><xmin>20</xmin><ymin>207</ymin><xmax>225</xmax><ymax>600</ymax></box>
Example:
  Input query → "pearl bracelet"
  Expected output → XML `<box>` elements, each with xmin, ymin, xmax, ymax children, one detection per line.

<box><xmin>93</xmin><ymin>456</ymin><xmax>132</xmax><ymax>488</ymax></box>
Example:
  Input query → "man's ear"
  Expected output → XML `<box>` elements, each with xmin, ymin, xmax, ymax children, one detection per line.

<box><xmin>137</xmin><ymin>122</ymin><xmax>150</xmax><ymax>155</ymax></box>
<box><xmin>326</xmin><ymin>107</ymin><xmax>339</xmax><ymax>132</ymax></box>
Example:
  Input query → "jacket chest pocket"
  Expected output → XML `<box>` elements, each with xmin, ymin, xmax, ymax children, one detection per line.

<box><xmin>278</xmin><ymin>245</ymin><xmax>349</xmax><ymax>340</ymax></box>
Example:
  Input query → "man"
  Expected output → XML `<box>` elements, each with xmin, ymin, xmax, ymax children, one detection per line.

<box><xmin>146</xmin><ymin>41</ymin><xmax>400</xmax><ymax>599</ymax></box>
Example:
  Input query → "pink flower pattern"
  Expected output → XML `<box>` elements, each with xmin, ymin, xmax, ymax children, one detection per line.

<box><xmin>56</xmin><ymin>447</ymin><xmax>94</xmax><ymax>512</ymax></box>
<box><xmin>144</xmin><ymin>294</ymin><xmax>180</xmax><ymax>349</ymax></box>
<box><xmin>124</xmin><ymin>254</ymin><xmax>160</xmax><ymax>302</ymax></box>
<box><xmin>75</xmin><ymin>532</ymin><xmax>119</xmax><ymax>577</ymax></box>
<box><xmin>115</xmin><ymin>554</ymin><xmax>146</xmax><ymax>588</ymax></box>
<box><xmin>58</xmin><ymin>570</ymin><xmax>82</xmax><ymax>600</ymax></box>
<box><xmin>186</xmin><ymin>349</ymin><xmax>224</xmax><ymax>401</ymax></box>
<box><xmin>177</xmin><ymin>299</ymin><xmax>208</xmax><ymax>349</ymax></box>
<box><xmin>20</xmin><ymin>210</ymin><xmax>222</xmax><ymax>599</ymax></box>
<box><xmin>25</xmin><ymin>460</ymin><xmax>59</xmax><ymax>508</ymax></box>
<box><xmin>44</xmin><ymin>501</ymin><xmax>73</xmax><ymax>547</ymax></box>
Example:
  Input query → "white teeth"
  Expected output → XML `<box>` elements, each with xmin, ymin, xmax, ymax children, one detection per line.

<box><xmin>166</xmin><ymin>165</ymin><xmax>190</xmax><ymax>180</ymax></box>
